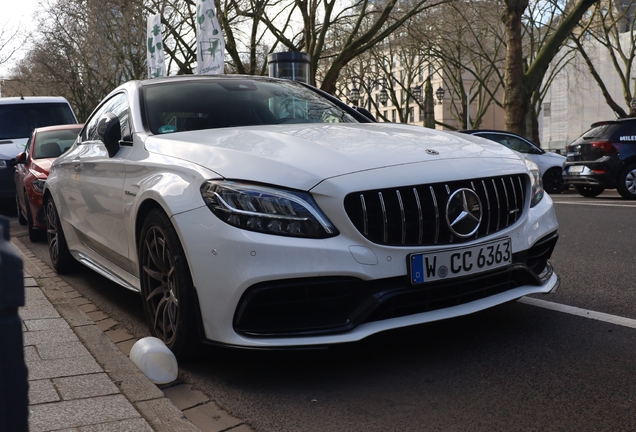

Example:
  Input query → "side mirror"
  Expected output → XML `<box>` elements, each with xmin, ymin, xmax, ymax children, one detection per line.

<box><xmin>97</xmin><ymin>113</ymin><xmax>121</xmax><ymax>157</ymax></box>
<box><xmin>15</xmin><ymin>152</ymin><xmax>26</xmax><ymax>164</ymax></box>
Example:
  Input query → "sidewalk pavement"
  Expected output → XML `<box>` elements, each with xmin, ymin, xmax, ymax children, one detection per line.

<box><xmin>13</xmin><ymin>236</ymin><xmax>254</xmax><ymax>432</ymax></box>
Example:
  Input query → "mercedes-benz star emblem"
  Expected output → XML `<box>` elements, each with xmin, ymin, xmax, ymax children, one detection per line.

<box><xmin>446</xmin><ymin>188</ymin><xmax>482</xmax><ymax>238</ymax></box>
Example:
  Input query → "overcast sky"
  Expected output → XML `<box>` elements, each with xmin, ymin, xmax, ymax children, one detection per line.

<box><xmin>1</xmin><ymin>0</ymin><xmax>39</xmax><ymax>77</ymax></box>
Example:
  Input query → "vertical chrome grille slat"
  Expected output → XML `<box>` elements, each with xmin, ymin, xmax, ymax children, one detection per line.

<box><xmin>501</xmin><ymin>178</ymin><xmax>510</xmax><ymax>226</ymax></box>
<box><xmin>481</xmin><ymin>180</ymin><xmax>491</xmax><ymax>235</ymax></box>
<box><xmin>413</xmin><ymin>188</ymin><xmax>423</xmax><ymax>245</ymax></box>
<box><xmin>491</xmin><ymin>179</ymin><xmax>501</xmax><ymax>231</ymax></box>
<box><xmin>396</xmin><ymin>190</ymin><xmax>406</xmax><ymax>244</ymax></box>
<box><xmin>470</xmin><ymin>182</ymin><xmax>478</xmax><ymax>239</ymax></box>
<box><xmin>344</xmin><ymin>175</ymin><xmax>526</xmax><ymax>247</ymax></box>
<box><xmin>378</xmin><ymin>192</ymin><xmax>388</xmax><ymax>243</ymax></box>
<box><xmin>430</xmin><ymin>186</ymin><xmax>439</xmax><ymax>244</ymax></box>
<box><xmin>360</xmin><ymin>194</ymin><xmax>368</xmax><ymax>236</ymax></box>
<box><xmin>509</xmin><ymin>177</ymin><xmax>518</xmax><ymax>222</ymax></box>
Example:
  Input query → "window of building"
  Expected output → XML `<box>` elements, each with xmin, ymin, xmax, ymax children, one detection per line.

<box><xmin>392</xmin><ymin>109</ymin><xmax>396</xmax><ymax>122</ymax></box>
<box><xmin>543</xmin><ymin>102</ymin><xmax>551</xmax><ymax>117</ymax></box>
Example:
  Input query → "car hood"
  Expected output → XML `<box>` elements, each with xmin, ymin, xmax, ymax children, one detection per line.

<box><xmin>541</xmin><ymin>151</ymin><xmax>566</xmax><ymax>162</ymax></box>
<box><xmin>144</xmin><ymin>123</ymin><xmax>522</xmax><ymax>190</ymax></box>
<box><xmin>30</xmin><ymin>158</ymin><xmax>54</xmax><ymax>177</ymax></box>
<box><xmin>0</xmin><ymin>139</ymin><xmax>28</xmax><ymax>160</ymax></box>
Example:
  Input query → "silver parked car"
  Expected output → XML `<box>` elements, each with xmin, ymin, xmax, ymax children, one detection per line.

<box><xmin>461</xmin><ymin>130</ymin><xmax>567</xmax><ymax>195</ymax></box>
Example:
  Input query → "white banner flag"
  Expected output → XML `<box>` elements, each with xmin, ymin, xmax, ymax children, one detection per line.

<box><xmin>196</xmin><ymin>0</ymin><xmax>225</xmax><ymax>75</ymax></box>
<box><xmin>147</xmin><ymin>14</ymin><xmax>166</xmax><ymax>78</ymax></box>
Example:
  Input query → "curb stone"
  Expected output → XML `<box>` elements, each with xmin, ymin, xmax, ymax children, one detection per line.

<box><xmin>13</xmin><ymin>236</ymin><xmax>254</xmax><ymax>432</ymax></box>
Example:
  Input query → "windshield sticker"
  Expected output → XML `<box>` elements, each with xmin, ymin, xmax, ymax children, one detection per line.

<box><xmin>158</xmin><ymin>125</ymin><xmax>177</xmax><ymax>134</ymax></box>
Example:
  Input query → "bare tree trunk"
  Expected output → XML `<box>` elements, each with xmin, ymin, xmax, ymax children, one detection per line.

<box><xmin>424</xmin><ymin>76</ymin><xmax>435</xmax><ymax>128</ymax></box>
<box><xmin>502</xmin><ymin>0</ymin><xmax>528</xmax><ymax>136</ymax></box>
<box><xmin>502</xmin><ymin>0</ymin><xmax>598</xmax><ymax>137</ymax></box>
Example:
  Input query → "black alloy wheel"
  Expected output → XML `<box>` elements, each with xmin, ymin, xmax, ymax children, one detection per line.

<box><xmin>16</xmin><ymin>194</ymin><xmax>27</xmax><ymax>225</ymax></box>
<box><xmin>139</xmin><ymin>209</ymin><xmax>198</xmax><ymax>359</ymax></box>
<box><xmin>616</xmin><ymin>163</ymin><xmax>636</xmax><ymax>200</ymax></box>
<box><xmin>45</xmin><ymin>197</ymin><xmax>75</xmax><ymax>273</ymax></box>
<box><xmin>542</xmin><ymin>167</ymin><xmax>566</xmax><ymax>195</ymax></box>
<box><xmin>574</xmin><ymin>185</ymin><xmax>605</xmax><ymax>198</ymax></box>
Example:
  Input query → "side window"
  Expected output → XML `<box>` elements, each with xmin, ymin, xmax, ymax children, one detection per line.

<box><xmin>504</xmin><ymin>136</ymin><xmax>534</xmax><ymax>153</ymax></box>
<box><xmin>479</xmin><ymin>133</ymin><xmax>534</xmax><ymax>153</ymax></box>
<box><xmin>82</xmin><ymin>93</ymin><xmax>129</xmax><ymax>143</ymax></box>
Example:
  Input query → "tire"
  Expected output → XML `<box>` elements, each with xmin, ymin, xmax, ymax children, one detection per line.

<box><xmin>16</xmin><ymin>194</ymin><xmax>27</xmax><ymax>226</ymax></box>
<box><xmin>542</xmin><ymin>167</ymin><xmax>566</xmax><ymax>195</ymax></box>
<box><xmin>45</xmin><ymin>197</ymin><xmax>76</xmax><ymax>273</ymax></box>
<box><xmin>26</xmin><ymin>195</ymin><xmax>44</xmax><ymax>242</ymax></box>
<box><xmin>139</xmin><ymin>209</ymin><xmax>199</xmax><ymax>360</ymax></box>
<box><xmin>616</xmin><ymin>163</ymin><xmax>636</xmax><ymax>200</ymax></box>
<box><xmin>574</xmin><ymin>185</ymin><xmax>605</xmax><ymax>198</ymax></box>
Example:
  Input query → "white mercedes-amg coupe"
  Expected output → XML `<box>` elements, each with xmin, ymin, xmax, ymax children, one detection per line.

<box><xmin>44</xmin><ymin>75</ymin><xmax>559</xmax><ymax>358</ymax></box>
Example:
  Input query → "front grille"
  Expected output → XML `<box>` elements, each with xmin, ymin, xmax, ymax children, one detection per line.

<box><xmin>344</xmin><ymin>174</ymin><xmax>527</xmax><ymax>246</ymax></box>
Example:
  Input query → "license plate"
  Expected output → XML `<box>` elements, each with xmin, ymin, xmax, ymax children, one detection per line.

<box><xmin>568</xmin><ymin>165</ymin><xmax>584</xmax><ymax>174</ymax></box>
<box><xmin>409</xmin><ymin>238</ymin><xmax>512</xmax><ymax>284</ymax></box>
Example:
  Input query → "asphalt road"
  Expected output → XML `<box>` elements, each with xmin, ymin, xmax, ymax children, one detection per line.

<box><xmin>4</xmin><ymin>189</ymin><xmax>636</xmax><ymax>431</ymax></box>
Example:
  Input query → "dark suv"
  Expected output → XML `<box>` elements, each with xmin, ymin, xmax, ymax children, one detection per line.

<box><xmin>563</xmin><ymin>119</ymin><xmax>636</xmax><ymax>199</ymax></box>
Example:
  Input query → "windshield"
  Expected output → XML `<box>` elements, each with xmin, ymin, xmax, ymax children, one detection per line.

<box><xmin>577</xmin><ymin>124</ymin><xmax>620</xmax><ymax>142</ymax></box>
<box><xmin>34</xmin><ymin>127</ymin><xmax>82</xmax><ymax>159</ymax></box>
<box><xmin>143</xmin><ymin>79</ymin><xmax>359</xmax><ymax>135</ymax></box>
<box><xmin>0</xmin><ymin>103</ymin><xmax>77</xmax><ymax>140</ymax></box>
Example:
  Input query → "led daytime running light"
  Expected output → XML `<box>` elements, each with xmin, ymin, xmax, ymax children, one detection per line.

<box><xmin>525</xmin><ymin>158</ymin><xmax>544</xmax><ymax>207</ymax></box>
<box><xmin>201</xmin><ymin>180</ymin><xmax>338</xmax><ymax>238</ymax></box>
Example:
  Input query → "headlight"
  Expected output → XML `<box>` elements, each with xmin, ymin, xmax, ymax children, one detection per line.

<box><xmin>32</xmin><ymin>178</ymin><xmax>46</xmax><ymax>194</ymax></box>
<box><xmin>200</xmin><ymin>180</ymin><xmax>339</xmax><ymax>238</ymax></box>
<box><xmin>525</xmin><ymin>158</ymin><xmax>544</xmax><ymax>207</ymax></box>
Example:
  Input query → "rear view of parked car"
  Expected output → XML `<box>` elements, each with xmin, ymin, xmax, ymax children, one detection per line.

<box><xmin>564</xmin><ymin>119</ymin><xmax>636</xmax><ymax>199</ymax></box>
<box><xmin>461</xmin><ymin>130</ymin><xmax>567</xmax><ymax>195</ymax></box>
<box><xmin>14</xmin><ymin>124</ymin><xmax>83</xmax><ymax>241</ymax></box>
<box><xmin>0</xmin><ymin>97</ymin><xmax>77</xmax><ymax>207</ymax></box>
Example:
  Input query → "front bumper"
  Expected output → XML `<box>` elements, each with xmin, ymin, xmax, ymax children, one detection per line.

<box><xmin>172</xmin><ymin>190</ymin><xmax>559</xmax><ymax>348</ymax></box>
<box><xmin>0</xmin><ymin>163</ymin><xmax>16</xmax><ymax>200</ymax></box>
<box><xmin>234</xmin><ymin>233</ymin><xmax>558</xmax><ymax>338</ymax></box>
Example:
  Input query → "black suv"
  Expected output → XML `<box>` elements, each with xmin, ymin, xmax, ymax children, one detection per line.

<box><xmin>564</xmin><ymin>119</ymin><xmax>636</xmax><ymax>199</ymax></box>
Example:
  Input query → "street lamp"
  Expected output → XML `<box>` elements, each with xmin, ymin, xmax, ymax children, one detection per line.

<box><xmin>349</xmin><ymin>87</ymin><xmax>361</xmax><ymax>106</ymax></box>
<box><xmin>349</xmin><ymin>77</ymin><xmax>388</xmax><ymax>109</ymax></box>
<box><xmin>435</xmin><ymin>86</ymin><xmax>445</xmax><ymax>105</ymax></box>
<box><xmin>411</xmin><ymin>85</ymin><xmax>422</xmax><ymax>102</ymax></box>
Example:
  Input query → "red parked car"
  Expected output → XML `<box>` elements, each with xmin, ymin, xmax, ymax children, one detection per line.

<box><xmin>14</xmin><ymin>124</ymin><xmax>83</xmax><ymax>241</ymax></box>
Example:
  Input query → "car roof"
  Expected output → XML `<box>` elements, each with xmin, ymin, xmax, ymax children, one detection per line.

<box><xmin>460</xmin><ymin>129</ymin><xmax>528</xmax><ymax>139</ymax></box>
<box><xmin>139</xmin><ymin>74</ymin><xmax>287</xmax><ymax>86</ymax></box>
<box><xmin>0</xmin><ymin>96</ymin><xmax>72</xmax><ymax>105</ymax></box>
<box><xmin>590</xmin><ymin>118</ymin><xmax>636</xmax><ymax>128</ymax></box>
<box><xmin>33</xmin><ymin>123</ymin><xmax>84</xmax><ymax>133</ymax></box>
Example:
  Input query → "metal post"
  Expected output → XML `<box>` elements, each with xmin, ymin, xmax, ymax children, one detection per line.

<box><xmin>0</xmin><ymin>216</ymin><xmax>28</xmax><ymax>432</ymax></box>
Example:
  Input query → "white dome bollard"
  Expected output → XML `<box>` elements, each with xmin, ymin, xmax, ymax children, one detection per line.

<box><xmin>129</xmin><ymin>337</ymin><xmax>178</xmax><ymax>384</ymax></box>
